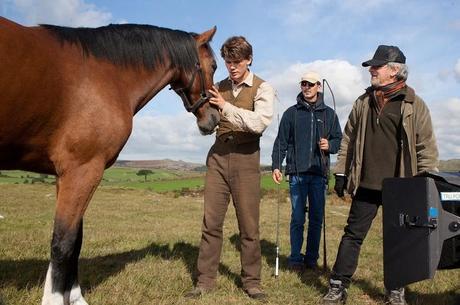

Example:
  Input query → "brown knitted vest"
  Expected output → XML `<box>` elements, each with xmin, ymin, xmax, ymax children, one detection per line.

<box><xmin>216</xmin><ymin>74</ymin><xmax>265</xmax><ymax>144</ymax></box>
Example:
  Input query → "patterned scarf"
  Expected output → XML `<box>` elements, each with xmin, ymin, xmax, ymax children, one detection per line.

<box><xmin>373</xmin><ymin>80</ymin><xmax>406</xmax><ymax>111</ymax></box>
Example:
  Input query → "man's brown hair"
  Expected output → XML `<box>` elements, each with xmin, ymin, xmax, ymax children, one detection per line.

<box><xmin>220</xmin><ymin>36</ymin><xmax>253</xmax><ymax>65</ymax></box>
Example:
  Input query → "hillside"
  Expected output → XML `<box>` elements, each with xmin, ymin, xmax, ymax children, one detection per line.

<box><xmin>113</xmin><ymin>158</ymin><xmax>460</xmax><ymax>173</ymax></box>
<box><xmin>114</xmin><ymin>159</ymin><xmax>203</xmax><ymax>171</ymax></box>
<box><xmin>439</xmin><ymin>159</ymin><xmax>460</xmax><ymax>172</ymax></box>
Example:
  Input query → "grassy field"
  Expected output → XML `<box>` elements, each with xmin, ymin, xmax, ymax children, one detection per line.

<box><xmin>0</xmin><ymin>168</ymin><xmax>290</xmax><ymax>193</ymax></box>
<box><xmin>0</xmin><ymin>180</ymin><xmax>458</xmax><ymax>304</ymax></box>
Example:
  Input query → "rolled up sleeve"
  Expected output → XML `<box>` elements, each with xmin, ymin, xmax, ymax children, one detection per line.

<box><xmin>221</xmin><ymin>82</ymin><xmax>275</xmax><ymax>134</ymax></box>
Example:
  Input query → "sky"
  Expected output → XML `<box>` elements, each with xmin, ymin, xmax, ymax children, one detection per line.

<box><xmin>1</xmin><ymin>0</ymin><xmax>459</xmax><ymax>165</ymax></box>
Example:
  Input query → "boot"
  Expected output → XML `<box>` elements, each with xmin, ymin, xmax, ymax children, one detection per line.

<box><xmin>323</xmin><ymin>279</ymin><xmax>347</xmax><ymax>304</ymax></box>
<box><xmin>384</xmin><ymin>287</ymin><xmax>407</xmax><ymax>305</ymax></box>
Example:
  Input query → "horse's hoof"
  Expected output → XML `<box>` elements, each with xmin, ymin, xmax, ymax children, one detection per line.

<box><xmin>71</xmin><ymin>299</ymin><xmax>89</xmax><ymax>305</ymax></box>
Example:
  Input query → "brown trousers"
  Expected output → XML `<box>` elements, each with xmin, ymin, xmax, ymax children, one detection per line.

<box><xmin>196</xmin><ymin>138</ymin><xmax>262</xmax><ymax>289</ymax></box>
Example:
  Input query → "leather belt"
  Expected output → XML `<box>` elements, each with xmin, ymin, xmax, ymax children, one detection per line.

<box><xmin>218</xmin><ymin>132</ymin><xmax>260</xmax><ymax>145</ymax></box>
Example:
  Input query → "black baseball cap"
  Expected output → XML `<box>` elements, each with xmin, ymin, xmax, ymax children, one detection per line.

<box><xmin>362</xmin><ymin>45</ymin><xmax>406</xmax><ymax>67</ymax></box>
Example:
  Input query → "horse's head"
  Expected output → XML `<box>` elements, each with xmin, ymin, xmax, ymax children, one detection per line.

<box><xmin>171</xmin><ymin>27</ymin><xmax>219</xmax><ymax>135</ymax></box>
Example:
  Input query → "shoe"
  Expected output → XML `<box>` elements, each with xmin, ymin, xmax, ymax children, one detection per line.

<box><xmin>184</xmin><ymin>286</ymin><xmax>211</xmax><ymax>298</ymax></box>
<box><xmin>244</xmin><ymin>287</ymin><xmax>267</xmax><ymax>301</ymax></box>
<box><xmin>304</xmin><ymin>262</ymin><xmax>319</xmax><ymax>270</ymax></box>
<box><xmin>384</xmin><ymin>287</ymin><xmax>407</xmax><ymax>305</ymax></box>
<box><xmin>323</xmin><ymin>279</ymin><xmax>347</xmax><ymax>305</ymax></box>
<box><xmin>288</xmin><ymin>263</ymin><xmax>305</xmax><ymax>273</ymax></box>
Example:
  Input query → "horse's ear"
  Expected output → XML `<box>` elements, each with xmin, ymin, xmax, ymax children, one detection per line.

<box><xmin>195</xmin><ymin>26</ymin><xmax>216</xmax><ymax>46</ymax></box>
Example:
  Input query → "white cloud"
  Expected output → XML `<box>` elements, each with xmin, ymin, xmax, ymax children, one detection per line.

<box><xmin>431</xmin><ymin>97</ymin><xmax>460</xmax><ymax>160</ymax></box>
<box><xmin>12</xmin><ymin>0</ymin><xmax>112</xmax><ymax>26</ymax></box>
<box><xmin>119</xmin><ymin>113</ymin><xmax>215</xmax><ymax>164</ymax></box>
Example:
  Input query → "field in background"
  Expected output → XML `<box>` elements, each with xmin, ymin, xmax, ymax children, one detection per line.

<box><xmin>0</xmin><ymin>167</ymin><xmax>291</xmax><ymax>194</ymax></box>
<box><xmin>0</xmin><ymin>180</ymin><xmax>458</xmax><ymax>304</ymax></box>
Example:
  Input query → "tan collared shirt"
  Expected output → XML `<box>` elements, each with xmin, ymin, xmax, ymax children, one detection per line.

<box><xmin>217</xmin><ymin>72</ymin><xmax>275</xmax><ymax>134</ymax></box>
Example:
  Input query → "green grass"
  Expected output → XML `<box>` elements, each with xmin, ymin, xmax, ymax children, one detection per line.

<box><xmin>261</xmin><ymin>174</ymin><xmax>290</xmax><ymax>190</ymax></box>
<box><xmin>0</xmin><ymin>171</ymin><xmax>56</xmax><ymax>184</ymax></box>
<box><xmin>0</xmin><ymin>184</ymin><xmax>458</xmax><ymax>305</ymax></box>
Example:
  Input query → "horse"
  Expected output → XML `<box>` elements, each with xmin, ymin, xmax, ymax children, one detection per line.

<box><xmin>0</xmin><ymin>17</ymin><xmax>219</xmax><ymax>305</ymax></box>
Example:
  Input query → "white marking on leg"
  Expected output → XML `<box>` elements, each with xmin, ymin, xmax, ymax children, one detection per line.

<box><xmin>70</xmin><ymin>284</ymin><xmax>88</xmax><ymax>305</ymax></box>
<box><xmin>41</xmin><ymin>263</ymin><xmax>89</xmax><ymax>305</ymax></box>
<box><xmin>41</xmin><ymin>264</ymin><xmax>64</xmax><ymax>305</ymax></box>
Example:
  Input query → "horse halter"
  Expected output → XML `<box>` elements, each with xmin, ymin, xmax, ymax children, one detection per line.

<box><xmin>170</xmin><ymin>63</ymin><xmax>209</xmax><ymax>114</ymax></box>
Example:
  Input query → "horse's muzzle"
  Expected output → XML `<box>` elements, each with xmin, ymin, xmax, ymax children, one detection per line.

<box><xmin>198</xmin><ymin>107</ymin><xmax>220</xmax><ymax>135</ymax></box>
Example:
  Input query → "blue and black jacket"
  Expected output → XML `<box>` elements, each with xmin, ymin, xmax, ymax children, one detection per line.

<box><xmin>271</xmin><ymin>92</ymin><xmax>342</xmax><ymax>177</ymax></box>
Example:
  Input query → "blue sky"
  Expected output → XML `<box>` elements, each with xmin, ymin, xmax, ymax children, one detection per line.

<box><xmin>2</xmin><ymin>0</ymin><xmax>460</xmax><ymax>164</ymax></box>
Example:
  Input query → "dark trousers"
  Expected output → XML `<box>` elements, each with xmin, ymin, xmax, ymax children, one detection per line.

<box><xmin>331</xmin><ymin>188</ymin><xmax>382</xmax><ymax>288</ymax></box>
<box><xmin>196</xmin><ymin>139</ymin><xmax>261</xmax><ymax>290</ymax></box>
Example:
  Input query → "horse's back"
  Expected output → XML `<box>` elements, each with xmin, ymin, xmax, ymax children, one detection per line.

<box><xmin>0</xmin><ymin>19</ymin><xmax>61</xmax><ymax>134</ymax></box>
<box><xmin>0</xmin><ymin>16</ymin><xmax>23</xmax><ymax>30</ymax></box>
<box><xmin>0</xmin><ymin>18</ymin><xmax>62</xmax><ymax>107</ymax></box>
<box><xmin>0</xmin><ymin>19</ymin><xmax>76</xmax><ymax>172</ymax></box>
<box><xmin>0</xmin><ymin>18</ymin><xmax>134</xmax><ymax>173</ymax></box>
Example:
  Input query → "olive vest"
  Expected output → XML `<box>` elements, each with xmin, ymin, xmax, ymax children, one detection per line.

<box><xmin>217</xmin><ymin>75</ymin><xmax>264</xmax><ymax>144</ymax></box>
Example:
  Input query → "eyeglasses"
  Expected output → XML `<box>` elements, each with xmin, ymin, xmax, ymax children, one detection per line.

<box><xmin>300</xmin><ymin>81</ymin><xmax>318</xmax><ymax>88</ymax></box>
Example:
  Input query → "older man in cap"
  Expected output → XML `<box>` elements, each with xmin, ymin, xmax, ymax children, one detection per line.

<box><xmin>271</xmin><ymin>71</ymin><xmax>342</xmax><ymax>272</ymax></box>
<box><xmin>322</xmin><ymin>46</ymin><xmax>438</xmax><ymax>305</ymax></box>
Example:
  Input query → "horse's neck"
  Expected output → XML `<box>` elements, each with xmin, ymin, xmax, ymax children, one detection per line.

<box><xmin>127</xmin><ymin>66</ymin><xmax>177</xmax><ymax>115</ymax></box>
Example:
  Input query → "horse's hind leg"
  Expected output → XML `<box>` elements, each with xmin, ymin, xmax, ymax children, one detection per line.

<box><xmin>42</xmin><ymin>160</ymin><xmax>104</xmax><ymax>305</ymax></box>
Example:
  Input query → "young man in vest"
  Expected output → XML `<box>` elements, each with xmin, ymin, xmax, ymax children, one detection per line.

<box><xmin>185</xmin><ymin>36</ymin><xmax>275</xmax><ymax>300</ymax></box>
<box><xmin>322</xmin><ymin>45</ymin><xmax>438</xmax><ymax>305</ymax></box>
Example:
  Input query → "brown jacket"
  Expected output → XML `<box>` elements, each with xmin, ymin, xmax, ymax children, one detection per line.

<box><xmin>334</xmin><ymin>86</ymin><xmax>439</xmax><ymax>195</ymax></box>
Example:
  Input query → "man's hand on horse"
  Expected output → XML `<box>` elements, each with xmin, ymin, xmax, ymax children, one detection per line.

<box><xmin>209</xmin><ymin>85</ymin><xmax>226</xmax><ymax>110</ymax></box>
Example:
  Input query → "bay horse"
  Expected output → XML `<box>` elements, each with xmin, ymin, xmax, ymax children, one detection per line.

<box><xmin>0</xmin><ymin>17</ymin><xmax>219</xmax><ymax>305</ymax></box>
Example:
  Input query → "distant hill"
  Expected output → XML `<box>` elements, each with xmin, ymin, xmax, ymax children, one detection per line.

<box><xmin>115</xmin><ymin>159</ymin><xmax>204</xmax><ymax>171</ymax></box>
<box><xmin>439</xmin><ymin>159</ymin><xmax>460</xmax><ymax>172</ymax></box>
<box><xmin>114</xmin><ymin>158</ymin><xmax>460</xmax><ymax>173</ymax></box>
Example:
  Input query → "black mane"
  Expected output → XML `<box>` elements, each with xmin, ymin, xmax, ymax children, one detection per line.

<box><xmin>41</xmin><ymin>23</ymin><xmax>199</xmax><ymax>71</ymax></box>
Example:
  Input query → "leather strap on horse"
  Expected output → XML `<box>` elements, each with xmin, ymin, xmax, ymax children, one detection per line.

<box><xmin>170</xmin><ymin>63</ymin><xmax>209</xmax><ymax>114</ymax></box>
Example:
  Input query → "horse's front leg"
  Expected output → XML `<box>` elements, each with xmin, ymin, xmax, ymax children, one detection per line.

<box><xmin>42</xmin><ymin>160</ymin><xmax>104</xmax><ymax>305</ymax></box>
<box><xmin>43</xmin><ymin>223</ymin><xmax>87</xmax><ymax>305</ymax></box>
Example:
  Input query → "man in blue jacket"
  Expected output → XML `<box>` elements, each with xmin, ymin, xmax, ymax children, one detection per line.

<box><xmin>272</xmin><ymin>71</ymin><xmax>342</xmax><ymax>271</ymax></box>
